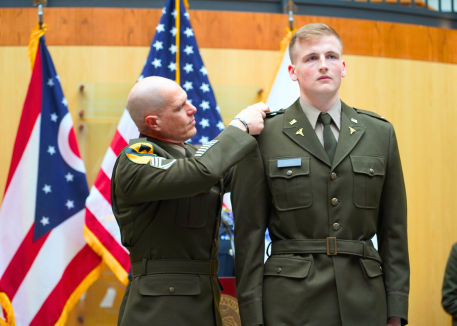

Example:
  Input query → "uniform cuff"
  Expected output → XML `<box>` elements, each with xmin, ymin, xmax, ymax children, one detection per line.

<box><xmin>387</xmin><ymin>294</ymin><xmax>409</xmax><ymax>325</ymax></box>
<box><xmin>239</xmin><ymin>299</ymin><xmax>263</xmax><ymax>326</ymax></box>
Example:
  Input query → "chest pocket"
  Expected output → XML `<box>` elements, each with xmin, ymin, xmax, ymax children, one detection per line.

<box><xmin>269</xmin><ymin>157</ymin><xmax>312</xmax><ymax>211</ymax></box>
<box><xmin>350</xmin><ymin>155</ymin><xmax>386</xmax><ymax>209</ymax></box>
<box><xmin>176</xmin><ymin>193</ymin><xmax>210</xmax><ymax>228</ymax></box>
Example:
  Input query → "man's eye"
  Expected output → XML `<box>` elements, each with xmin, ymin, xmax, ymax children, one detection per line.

<box><xmin>307</xmin><ymin>56</ymin><xmax>317</xmax><ymax>61</ymax></box>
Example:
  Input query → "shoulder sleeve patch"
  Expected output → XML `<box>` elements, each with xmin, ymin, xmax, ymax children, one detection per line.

<box><xmin>125</xmin><ymin>141</ymin><xmax>157</xmax><ymax>164</ymax></box>
<box><xmin>195</xmin><ymin>140</ymin><xmax>219</xmax><ymax>157</ymax></box>
<box><xmin>355</xmin><ymin>108</ymin><xmax>388</xmax><ymax>122</ymax></box>
<box><xmin>149</xmin><ymin>157</ymin><xmax>177</xmax><ymax>170</ymax></box>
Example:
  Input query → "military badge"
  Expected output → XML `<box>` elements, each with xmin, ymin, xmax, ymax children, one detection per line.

<box><xmin>125</xmin><ymin>141</ymin><xmax>157</xmax><ymax>164</ymax></box>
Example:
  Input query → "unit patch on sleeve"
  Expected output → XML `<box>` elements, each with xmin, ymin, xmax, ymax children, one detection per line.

<box><xmin>125</xmin><ymin>141</ymin><xmax>157</xmax><ymax>164</ymax></box>
<box><xmin>149</xmin><ymin>157</ymin><xmax>177</xmax><ymax>170</ymax></box>
<box><xmin>195</xmin><ymin>140</ymin><xmax>219</xmax><ymax>157</ymax></box>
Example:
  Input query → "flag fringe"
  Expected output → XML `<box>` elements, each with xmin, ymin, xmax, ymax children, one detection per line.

<box><xmin>0</xmin><ymin>293</ymin><xmax>14</xmax><ymax>326</ymax></box>
<box><xmin>261</xmin><ymin>27</ymin><xmax>297</xmax><ymax>103</ymax></box>
<box><xmin>28</xmin><ymin>23</ymin><xmax>48</xmax><ymax>71</ymax></box>
<box><xmin>54</xmin><ymin>261</ymin><xmax>104</xmax><ymax>326</ymax></box>
<box><xmin>83</xmin><ymin>225</ymin><xmax>129</xmax><ymax>285</ymax></box>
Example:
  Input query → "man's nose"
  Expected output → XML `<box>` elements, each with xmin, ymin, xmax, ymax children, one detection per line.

<box><xmin>318</xmin><ymin>56</ymin><xmax>328</xmax><ymax>72</ymax></box>
<box><xmin>188</xmin><ymin>104</ymin><xmax>197</xmax><ymax>115</ymax></box>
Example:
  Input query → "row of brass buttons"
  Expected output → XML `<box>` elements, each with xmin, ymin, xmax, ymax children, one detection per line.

<box><xmin>331</xmin><ymin>173</ymin><xmax>340</xmax><ymax>231</ymax></box>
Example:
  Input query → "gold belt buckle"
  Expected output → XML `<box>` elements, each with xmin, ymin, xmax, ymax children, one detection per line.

<box><xmin>327</xmin><ymin>237</ymin><xmax>337</xmax><ymax>256</ymax></box>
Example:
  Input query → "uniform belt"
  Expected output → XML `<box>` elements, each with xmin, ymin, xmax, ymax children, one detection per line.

<box><xmin>270</xmin><ymin>238</ymin><xmax>381</xmax><ymax>263</ymax></box>
<box><xmin>131</xmin><ymin>259</ymin><xmax>219</xmax><ymax>278</ymax></box>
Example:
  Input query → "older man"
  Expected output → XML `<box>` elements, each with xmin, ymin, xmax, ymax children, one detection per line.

<box><xmin>232</xmin><ymin>23</ymin><xmax>409</xmax><ymax>326</ymax></box>
<box><xmin>111</xmin><ymin>76</ymin><xmax>269</xmax><ymax>326</ymax></box>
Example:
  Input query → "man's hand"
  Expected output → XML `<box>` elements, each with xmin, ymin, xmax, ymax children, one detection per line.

<box><xmin>232</xmin><ymin>102</ymin><xmax>270</xmax><ymax>135</ymax></box>
<box><xmin>387</xmin><ymin>317</ymin><xmax>401</xmax><ymax>326</ymax></box>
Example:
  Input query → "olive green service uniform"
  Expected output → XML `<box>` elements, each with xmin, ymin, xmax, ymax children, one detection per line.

<box><xmin>442</xmin><ymin>242</ymin><xmax>457</xmax><ymax>326</ymax></box>
<box><xmin>111</xmin><ymin>126</ymin><xmax>257</xmax><ymax>326</ymax></box>
<box><xmin>232</xmin><ymin>99</ymin><xmax>410</xmax><ymax>326</ymax></box>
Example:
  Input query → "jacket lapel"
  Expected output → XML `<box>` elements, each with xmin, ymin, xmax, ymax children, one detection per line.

<box><xmin>282</xmin><ymin>99</ymin><xmax>331</xmax><ymax>167</ymax></box>
<box><xmin>332</xmin><ymin>102</ymin><xmax>366</xmax><ymax>169</ymax></box>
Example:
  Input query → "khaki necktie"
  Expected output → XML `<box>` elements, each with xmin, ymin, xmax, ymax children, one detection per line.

<box><xmin>318</xmin><ymin>113</ymin><xmax>337</xmax><ymax>163</ymax></box>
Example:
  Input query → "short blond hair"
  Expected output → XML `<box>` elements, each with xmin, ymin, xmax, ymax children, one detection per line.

<box><xmin>289</xmin><ymin>23</ymin><xmax>342</xmax><ymax>63</ymax></box>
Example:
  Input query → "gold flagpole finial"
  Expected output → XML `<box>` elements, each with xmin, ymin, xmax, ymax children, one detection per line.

<box><xmin>283</xmin><ymin>0</ymin><xmax>298</xmax><ymax>31</ymax></box>
<box><xmin>33</xmin><ymin>0</ymin><xmax>47</xmax><ymax>28</ymax></box>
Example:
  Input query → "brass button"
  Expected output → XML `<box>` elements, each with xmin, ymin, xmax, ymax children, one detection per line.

<box><xmin>332</xmin><ymin>223</ymin><xmax>340</xmax><ymax>231</ymax></box>
<box><xmin>277</xmin><ymin>267</ymin><xmax>282</xmax><ymax>274</ymax></box>
<box><xmin>330</xmin><ymin>172</ymin><xmax>337</xmax><ymax>180</ymax></box>
<box><xmin>369</xmin><ymin>168</ymin><xmax>374</xmax><ymax>175</ymax></box>
<box><xmin>169</xmin><ymin>287</ymin><xmax>175</xmax><ymax>293</ymax></box>
<box><xmin>287</xmin><ymin>170</ymin><xmax>293</xmax><ymax>176</ymax></box>
<box><xmin>331</xmin><ymin>198</ymin><xmax>339</xmax><ymax>206</ymax></box>
<box><xmin>380</xmin><ymin>266</ymin><xmax>382</xmax><ymax>271</ymax></box>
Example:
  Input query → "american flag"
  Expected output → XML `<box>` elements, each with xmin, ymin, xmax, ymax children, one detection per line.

<box><xmin>84</xmin><ymin>0</ymin><xmax>224</xmax><ymax>284</ymax></box>
<box><xmin>0</xmin><ymin>29</ymin><xmax>102</xmax><ymax>325</ymax></box>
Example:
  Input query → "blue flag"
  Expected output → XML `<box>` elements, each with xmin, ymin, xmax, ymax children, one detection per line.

<box><xmin>137</xmin><ymin>0</ymin><xmax>224</xmax><ymax>144</ymax></box>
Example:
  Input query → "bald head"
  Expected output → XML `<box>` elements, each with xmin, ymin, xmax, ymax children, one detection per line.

<box><xmin>127</xmin><ymin>76</ymin><xmax>183</xmax><ymax>133</ymax></box>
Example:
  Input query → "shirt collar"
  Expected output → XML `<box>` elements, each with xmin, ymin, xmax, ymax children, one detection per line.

<box><xmin>299</xmin><ymin>98</ymin><xmax>342</xmax><ymax>130</ymax></box>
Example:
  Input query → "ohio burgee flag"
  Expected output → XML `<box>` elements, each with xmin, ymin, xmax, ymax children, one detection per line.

<box><xmin>84</xmin><ymin>0</ymin><xmax>224</xmax><ymax>284</ymax></box>
<box><xmin>0</xmin><ymin>24</ymin><xmax>103</xmax><ymax>326</ymax></box>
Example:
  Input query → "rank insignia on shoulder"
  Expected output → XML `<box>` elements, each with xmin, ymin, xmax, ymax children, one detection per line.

<box><xmin>125</xmin><ymin>141</ymin><xmax>157</xmax><ymax>164</ymax></box>
<box><xmin>195</xmin><ymin>140</ymin><xmax>219</xmax><ymax>157</ymax></box>
<box><xmin>149</xmin><ymin>157</ymin><xmax>176</xmax><ymax>170</ymax></box>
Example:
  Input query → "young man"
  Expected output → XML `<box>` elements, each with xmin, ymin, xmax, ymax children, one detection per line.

<box><xmin>232</xmin><ymin>24</ymin><xmax>409</xmax><ymax>326</ymax></box>
<box><xmin>111</xmin><ymin>76</ymin><xmax>269</xmax><ymax>326</ymax></box>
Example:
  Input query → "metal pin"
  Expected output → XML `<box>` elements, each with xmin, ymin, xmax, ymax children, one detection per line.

<box><xmin>289</xmin><ymin>119</ymin><xmax>297</xmax><ymax>125</ymax></box>
<box><xmin>296</xmin><ymin>128</ymin><xmax>304</xmax><ymax>136</ymax></box>
<box><xmin>349</xmin><ymin>127</ymin><xmax>356</xmax><ymax>135</ymax></box>
<box><xmin>351</xmin><ymin>118</ymin><xmax>358</xmax><ymax>124</ymax></box>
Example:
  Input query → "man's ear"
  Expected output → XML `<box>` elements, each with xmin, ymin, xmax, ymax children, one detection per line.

<box><xmin>341</xmin><ymin>60</ymin><xmax>346</xmax><ymax>78</ymax></box>
<box><xmin>288</xmin><ymin>64</ymin><xmax>298</xmax><ymax>81</ymax></box>
<box><xmin>145</xmin><ymin>115</ymin><xmax>160</xmax><ymax>131</ymax></box>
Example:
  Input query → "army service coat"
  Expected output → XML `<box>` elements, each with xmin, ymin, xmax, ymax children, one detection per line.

<box><xmin>231</xmin><ymin>100</ymin><xmax>410</xmax><ymax>326</ymax></box>
<box><xmin>111</xmin><ymin>126</ymin><xmax>257</xmax><ymax>326</ymax></box>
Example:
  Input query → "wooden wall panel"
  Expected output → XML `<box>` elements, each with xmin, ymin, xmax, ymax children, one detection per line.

<box><xmin>1</xmin><ymin>8</ymin><xmax>457</xmax><ymax>63</ymax></box>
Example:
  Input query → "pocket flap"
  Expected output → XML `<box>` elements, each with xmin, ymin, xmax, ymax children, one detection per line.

<box><xmin>350</xmin><ymin>155</ymin><xmax>385</xmax><ymax>177</ymax></box>
<box><xmin>360</xmin><ymin>259</ymin><xmax>383</xmax><ymax>278</ymax></box>
<box><xmin>139</xmin><ymin>274</ymin><xmax>201</xmax><ymax>296</ymax></box>
<box><xmin>264</xmin><ymin>256</ymin><xmax>312</xmax><ymax>278</ymax></box>
<box><xmin>269</xmin><ymin>157</ymin><xmax>310</xmax><ymax>179</ymax></box>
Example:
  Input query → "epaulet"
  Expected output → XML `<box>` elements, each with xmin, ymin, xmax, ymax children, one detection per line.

<box><xmin>355</xmin><ymin>108</ymin><xmax>388</xmax><ymax>122</ymax></box>
<box><xmin>266</xmin><ymin>109</ymin><xmax>286</xmax><ymax>118</ymax></box>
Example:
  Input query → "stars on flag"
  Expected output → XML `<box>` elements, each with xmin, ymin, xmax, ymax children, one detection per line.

<box><xmin>168</xmin><ymin>62</ymin><xmax>177</xmax><ymax>71</ymax></box>
<box><xmin>47</xmin><ymin>146</ymin><xmax>56</xmax><ymax>155</ymax></box>
<box><xmin>56</xmin><ymin>75</ymin><xmax>60</xmax><ymax>82</ymax></box>
<box><xmin>184</xmin><ymin>28</ymin><xmax>194</xmax><ymax>37</ymax></box>
<box><xmin>50</xmin><ymin>113</ymin><xmax>58</xmax><ymax>122</ymax></box>
<box><xmin>199</xmin><ymin>118</ymin><xmax>210</xmax><ymax>128</ymax></box>
<box><xmin>217</xmin><ymin>121</ymin><xmax>225</xmax><ymax>130</ymax></box>
<box><xmin>200</xmin><ymin>66</ymin><xmax>208</xmax><ymax>76</ymax></box>
<box><xmin>156</xmin><ymin>24</ymin><xmax>165</xmax><ymax>33</ymax></box>
<box><xmin>47</xmin><ymin>78</ymin><xmax>54</xmax><ymax>87</ymax></box>
<box><xmin>216</xmin><ymin>106</ymin><xmax>220</xmax><ymax>112</ymax></box>
<box><xmin>183</xmin><ymin>63</ymin><xmax>193</xmax><ymax>73</ymax></box>
<box><xmin>200</xmin><ymin>101</ymin><xmax>210</xmax><ymax>110</ymax></box>
<box><xmin>169</xmin><ymin>44</ymin><xmax>177</xmax><ymax>54</ymax></box>
<box><xmin>137</xmin><ymin>75</ymin><xmax>144</xmax><ymax>82</ymax></box>
<box><xmin>40</xmin><ymin>216</ymin><xmax>50</xmax><ymax>226</ymax></box>
<box><xmin>184</xmin><ymin>12</ymin><xmax>190</xmax><ymax>20</ymax></box>
<box><xmin>199</xmin><ymin>136</ymin><xmax>209</xmax><ymax>144</ymax></box>
<box><xmin>153</xmin><ymin>41</ymin><xmax>164</xmax><ymax>51</ymax></box>
<box><xmin>162</xmin><ymin>7</ymin><xmax>166</xmax><ymax>14</ymax></box>
<box><xmin>170</xmin><ymin>27</ymin><xmax>177</xmax><ymax>36</ymax></box>
<box><xmin>42</xmin><ymin>184</ymin><xmax>52</xmax><ymax>194</ymax></box>
<box><xmin>183</xmin><ymin>81</ymin><xmax>193</xmax><ymax>91</ymax></box>
<box><xmin>65</xmin><ymin>200</ymin><xmax>75</xmax><ymax>209</ymax></box>
<box><xmin>61</xmin><ymin>98</ymin><xmax>68</xmax><ymax>107</ymax></box>
<box><xmin>65</xmin><ymin>172</ymin><xmax>74</xmax><ymax>182</ymax></box>
<box><xmin>152</xmin><ymin>59</ymin><xmax>162</xmax><ymax>68</ymax></box>
<box><xmin>171</xmin><ymin>9</ymin><xmax>177</xmax><ymax>18</ymax></box>
<box><xmin>200</xmin><ymin>83</ymin><xmax>210</xmax><ymax>93</ymax></box>
<box><xmin>184</xmin><ymin>46</ymin><xmax>194</xmax><ymax>55</ymax></box>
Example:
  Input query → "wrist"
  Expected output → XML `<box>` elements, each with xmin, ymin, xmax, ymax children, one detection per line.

<box><xmin>230</xmin><ymin>118</ymin><xmax>249</xmax><ymax>134</ymax></box>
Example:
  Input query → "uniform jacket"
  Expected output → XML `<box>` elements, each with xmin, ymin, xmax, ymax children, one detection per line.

<box><xmin>112</xmin><ymin>126</ymin><xmax>256</xmax><ymax>326</ymax></box>
<box><xmin>442</xmin><ymin>242</ymin><xmax>457</xmax><ymax>326</ymax></box>
<box><xmin>231</xmin><ymin>100</ymin><xmax>409</xmax><ymax>326</ymax></box>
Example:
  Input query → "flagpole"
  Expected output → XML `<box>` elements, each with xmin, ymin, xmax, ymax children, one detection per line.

<box><xmin>175</xmin><ymin>0</ymin><xmax>181</xmax><ymax>85</ymax></box>
<box><xmin>284</xmin><ymin>0</ymin><xmax>298</xmax><ymax>32</ymax></box>
<box><xmin>33</xmin><ymin>0</ymin><xmax>47</xmax><ymax>29</ymax></box>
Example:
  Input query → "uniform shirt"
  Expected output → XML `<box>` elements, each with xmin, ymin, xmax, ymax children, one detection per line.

<box><xmin>299</xmin><ymin>98</ymin><xmax>341</xmax><ymax>146</ymax></box>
